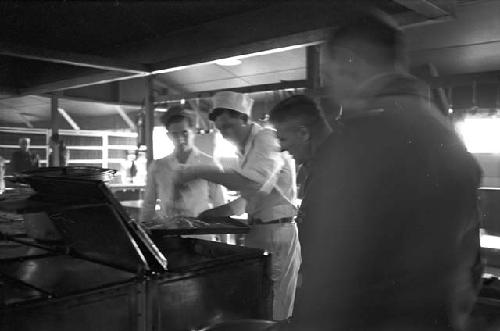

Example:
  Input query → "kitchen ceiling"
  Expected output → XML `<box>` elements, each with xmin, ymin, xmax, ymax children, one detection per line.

<box><xmin>4</xmin><ymin>0</ymin><xmax>491</xmax><ymax>125</ymax></box>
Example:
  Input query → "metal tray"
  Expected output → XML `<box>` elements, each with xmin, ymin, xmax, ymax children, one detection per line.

<box><xmin>149</xmin><ymin>217</ymin><xmax>250</xmax><ymax>236</ymax></box>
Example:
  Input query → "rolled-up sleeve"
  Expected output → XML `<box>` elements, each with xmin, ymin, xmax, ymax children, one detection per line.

<box><xmin>238</xmin><ymin>129</ymin><xmax>284</xmax><ymax>193</ymax></box>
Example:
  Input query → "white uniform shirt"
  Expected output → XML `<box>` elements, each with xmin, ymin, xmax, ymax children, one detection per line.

<box><xmin>140</xmin><ymin>148</ymin><xmax>225</xmax><ymax>222</ymax></box>
<box><xmin>231</xmin><ymin>123</ymin><xmax>297</xmax><ymax>222</ymax></box>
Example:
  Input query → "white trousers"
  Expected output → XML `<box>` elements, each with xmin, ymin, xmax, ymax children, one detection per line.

<box><xmin>245</xmin><ymin>222</ymin><xmax>302</xmax><ymax>320</ymax></box>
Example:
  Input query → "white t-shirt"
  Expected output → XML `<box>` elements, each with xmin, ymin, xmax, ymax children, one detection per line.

<box><xmin>140</xmin><ymin>148</ymin><xmax>225</xmax><ymax>222</ymax></box>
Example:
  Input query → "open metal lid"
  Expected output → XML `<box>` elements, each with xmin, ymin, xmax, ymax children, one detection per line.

<box><xmin>19</xmin><ymin>175</ymin><xmax>167</xmax><ymax>274</ymax></box>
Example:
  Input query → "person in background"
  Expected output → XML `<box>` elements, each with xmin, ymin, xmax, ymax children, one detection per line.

<box><xmin>140</xmin><ymin>106</ymin><xmax>225</xmax><ymax>241</ymax></box>
<box><xmin>177</xmin><ymin>91</ymin><xmax>301</xmax><ymax>321</ymax></box>
<box><xmin>280</xmin><ymin>12</ymin><xmax>482</xmax><ymax>331</ymax></box>
<box><xmin>8</xmin><ymin>138</ymin><xmax>39</xmax><ymax>174</ymax></box>
<box><xmin>48</xmin><ymin>133</ymin><xmax>69</xmax><ymax>167</ymax></box>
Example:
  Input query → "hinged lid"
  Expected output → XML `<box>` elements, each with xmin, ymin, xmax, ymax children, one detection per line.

<box><xmin>19</xmin><ymin>175</ymin><xmax>167</xmax><ymax>274</ymax></box>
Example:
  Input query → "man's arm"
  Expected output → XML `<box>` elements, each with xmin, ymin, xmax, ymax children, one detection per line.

<box><xmin>180</xmin><ymin>129</ymin><xmax>283</xmax><ymax>193</ymax></box>
<box><xmin>208</xmin><ymin>180</ymin><xmax>225</xmax><ymax>207</ymax></box>
<box><xmin>199</xmin><ymin>197</ymin><xmax>247</xmax><ymax>219</ymax></box>
<box><xmin>195</xmin><ymin>168</ymin><xmax>260</xmax><ymax>192</ymax></box>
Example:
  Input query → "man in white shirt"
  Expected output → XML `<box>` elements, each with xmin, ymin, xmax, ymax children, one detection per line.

<box><xmin>140</xmin><ymin>106</ymin><xmax>225</xmax><ymax>241</ymax></box>
<box><xmin>177</xmin><ymin>91</ymin><xmax>301</xmax><ymax>321</ymax></box>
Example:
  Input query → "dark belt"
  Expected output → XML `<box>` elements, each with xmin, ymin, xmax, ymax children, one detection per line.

<box><xmin>249</xmin><ymin>217</ymin><xmax>295</xmax><ymax>225</ymax></box>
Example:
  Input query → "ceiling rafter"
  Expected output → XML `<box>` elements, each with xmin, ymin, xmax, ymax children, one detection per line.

<box><xmin>0</xmin><ymin>42</ymin><xmax>150</xmax><ymax>74</ymax></box>
<box><xmin>393</xmin><ymin>0</ymin><xmax>455</xmax><ymax>19</ymax></box>
<box><xmin>19</xmin><ymin>71</ymin><xmax>147</xmax><ymax>96</ymax></box>
<box><xmin>155</xmin><ymin>80</ymin><xmax>307</xmax><ymax>104</ymax></box>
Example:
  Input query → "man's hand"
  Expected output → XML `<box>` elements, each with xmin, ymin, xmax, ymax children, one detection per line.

<box><xmin>198</xmin><ymin>208</ymin><xmax>223</xmax><ymax>220</ymax></box>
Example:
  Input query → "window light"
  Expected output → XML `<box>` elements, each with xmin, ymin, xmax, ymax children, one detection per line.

<box><xmin>455</xmin><ymin>116</ymin><xmax>500</xmax><ymax>153</ymax></box>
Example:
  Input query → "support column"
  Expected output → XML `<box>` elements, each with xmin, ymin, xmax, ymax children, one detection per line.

<box><xmin>144</xmin><ymin>76</ymin><xmax>155</xmax><ymax>165</ymax></box>
<box><xmin>102</xmin><ymin>134</ymin><xmax>109</xmax><ymax>169</ymax></box>
<box><xmin>306</xmin><ymin>45</ymin><xmax>321</xmax><ymax>97</ymax></box>
<box><xmin>50</xmin><ymin>93</ymin><xmax>60</xmax><ymax>137</ymax></box>
<box><xmin>50</xmin><ymin>93</ymin><xmax>60</xmax><ymax>166</ymax></box>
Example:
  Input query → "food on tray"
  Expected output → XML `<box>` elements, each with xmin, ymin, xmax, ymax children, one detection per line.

<box><xmin>142</xmin><ymin>216</ymin><xmax>213</xmax><ymax>230</ymax></box>
<box><xmin>166</xmin><ymin>216</ymin><xmax>211</xmax><ymax>229</ymax></box>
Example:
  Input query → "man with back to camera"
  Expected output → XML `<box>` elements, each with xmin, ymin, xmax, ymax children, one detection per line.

<box><xmin>140</xmin><ymin>106</ymin><xmax>225</xmax><ymax>241</ymax></box>
<box><xmin>8</xmin><ymin>137</ymin><xmax>39</xmax><ymax>174</ymax></box>
<box><xmin>272</xmin><ymin>12</ymin><xmax>483</xmax><ymax>331</ymax></box>
<box><xmin>176</xmin><ymin>91</ymin><xmax>301</xmax><ymax>321</ymax></box>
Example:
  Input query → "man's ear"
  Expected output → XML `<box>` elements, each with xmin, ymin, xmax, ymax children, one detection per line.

<box><xmin>297</xmin><ymin>126</ymin><xmax>311</xmax><ymax>142</ymax></box>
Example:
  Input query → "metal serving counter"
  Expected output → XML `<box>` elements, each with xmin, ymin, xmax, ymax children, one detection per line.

<box><xmin>0</xmin><ymin>176</ymin><xmax>272</xmax><ymax>331</ymax></box>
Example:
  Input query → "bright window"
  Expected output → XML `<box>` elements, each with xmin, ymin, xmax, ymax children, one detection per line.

<box><xmin>455</xmin><ymin>117</ymin><xmax>500</xmax><ymax>153</ymax></box>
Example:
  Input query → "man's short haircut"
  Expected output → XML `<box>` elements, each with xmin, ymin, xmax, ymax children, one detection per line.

<box><xmin>327</xmin><ymin>12</ymin><xmax>405</xmax><ymax>67</ymax></box>
<box><xmin>269</xmin><ymin>95</ymin><xmax>327</xmax><ymax>130</ymax></box>
<box><xmin>160</xmin><ymin>105</ymin><xmax>195</xmax><ymax>129</ymax></box>
<box><xmin>209</xmin><ymin>108</ymin><xmax>249</xmax><ymax>123</ymax></box>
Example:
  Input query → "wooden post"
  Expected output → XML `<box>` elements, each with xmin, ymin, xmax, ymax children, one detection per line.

<box><xmin>102</xmin><ymin>134</ymin><xmax>109</xmax><ymax>169</ymax></box>
<box><xmin>306</xmin><ymin>45</ymin><xmax>321</xmax><ymax>97</ymax></box>
<box><xmin>145</xmin><ymin>76</ymin><xmax>155</xmax><ymax>165</ymax></box>
<box><xmin>50</xmin><ymin>93</ymin><xmax>60</xmax><ymax>166</ymax></box>
<box><xmin>50</xmin><ymin>94</ymin><xmax>60</xmax><ymax>136</ymax></box>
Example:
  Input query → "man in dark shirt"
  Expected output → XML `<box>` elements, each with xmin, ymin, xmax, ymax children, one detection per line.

<box><xmin>273</xmin><ymin>13</ymin><xmax>482</xmax><ymax>331</ymax></box>
<box><xmin>9</xmin><ymin>138</ymin><xmax>39</xmax><ymax>174</ymax></box>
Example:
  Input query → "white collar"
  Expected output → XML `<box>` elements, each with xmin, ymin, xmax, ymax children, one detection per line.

<box><xmin>238</xmin><ymin>123</ymin><xmax>262</xmax><ymax>158</ymax></box>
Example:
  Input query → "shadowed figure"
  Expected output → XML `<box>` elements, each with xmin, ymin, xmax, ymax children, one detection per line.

<box><xmin>271</xmin><ymin>12</ymin><xmax>483</xmax><ymax>331</ymax></box>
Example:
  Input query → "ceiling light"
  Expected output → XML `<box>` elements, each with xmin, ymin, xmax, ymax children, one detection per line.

<box><xmin>213</xmin><ymin>58</ymin><xmax>242</xmax><ymax>66</ymax></box>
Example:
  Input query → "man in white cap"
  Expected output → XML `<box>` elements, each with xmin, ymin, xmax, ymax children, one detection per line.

<box><xmin>178</xmin><ymin>91</ymin><xmax>301</xmax><ymax>321</ymax></box>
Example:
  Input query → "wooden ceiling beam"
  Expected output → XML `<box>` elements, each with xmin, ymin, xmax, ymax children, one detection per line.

<box><xmin>19</xmin><ymin>71</ymin><xmax>147</xmax><ymax>96</ymax></box>
<box><xmin>47</xmin><ymin>94</ymin><xmax>142</xmax><ymax>108</ymax></box>
<box><xmin>420</xmin><ymin>70</ymin><xmax>500</xmax><ymax>88</ymax></box>
<box><xmin>392</xmin><ymin>0</ymin><xmax>455</xmax><ymax>19</ymax></box>
<box><xmin>155</xmin><ymin>80</ymin><xmax>307</xmax><ymax>103</ymax></box>
<box><xmin>0</xmin><ymin>42</ymin><xmax>150</xmax><ymax>74</ymax></box>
